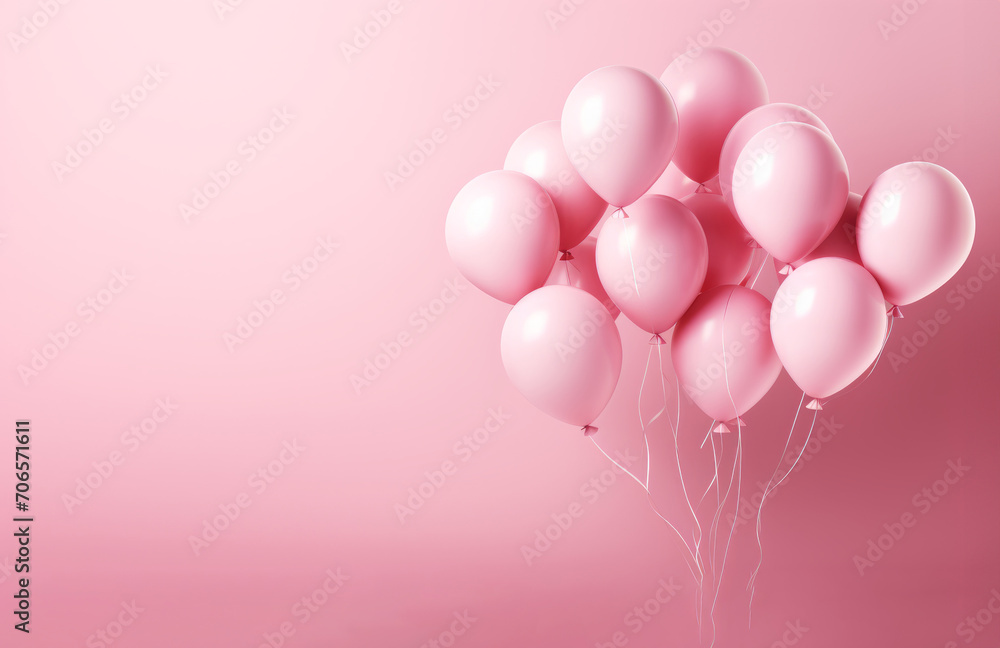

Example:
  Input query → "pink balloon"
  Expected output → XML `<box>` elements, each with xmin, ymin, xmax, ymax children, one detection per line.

<box><xmin>792</xmin><ymin>192</ymin><xmax>863</xmax><ymax>268</ymax></box>
<box><xmin>660</xmin><ymin>47</ymin><xmax>769</xmax><ymax>183</ymax></box>
<box><xmin>595</xmin><ymin>195</ymin><xmax>708</xmax><ymax>334</ymax></box>
<box><xmin>672</xmin><ymin>286</ymin><xmax>782</xmax><ymax>422</ymax></box>
<box><xmin>445</xmin><ymin>170</ymin><xmax>559</xmax><ymax>304</ymax></box>
<box><xmin>732</xmin><ymin>122</ymin><xmax>849</xmax><ymax>262</ymax></box>
<box><xmin>505</xmin><ymin>121</ymin><xmax>608</xmax><ymax>251</ymax></box>
<box><xmin>719</xmin><ymin>103</ymin><xmax>831</xmax><ymax>217</ymax></box>
<box><xmin>770</xmin><ymin>258</ymin><xmax>888</xmax><ymax>400</ymax></box>
<box><xmin>546</xmin><ymin>237</ymin><xmax>620</xmax><ymax>319</ymax></box>
<box><xmin>650</xmin><ymin>162</ymin><xmax>721</xmax><ymax>198</ymax></box>
<box><xmin>856</xmin><ymin>162</ymin><xmax>975</xmax><ymax>306</ymax></box>
<box><xmin>561</xmin><ymin>66</ymin><xmax>679</xmax><ymax>208</ymax></box>
<box><xmin>680</xmin><ymin>193</ymin><xmax>754</xmax><ymax>291</ymax></box>
<box><xmin>501</xmin><ymin>286</ymin><xmax>622</xmax><ymax>428</ymax></box>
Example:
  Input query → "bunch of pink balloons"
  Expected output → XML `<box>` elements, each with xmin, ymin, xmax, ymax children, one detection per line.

<box><xmin>446</xmin><ymin>47</ymin><xmax>976</xmax><ymax>432</ymax></box>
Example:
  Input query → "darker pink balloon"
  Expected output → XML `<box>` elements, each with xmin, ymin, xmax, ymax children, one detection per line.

<box><xmin>719</xmin><ymin>103</ymin><xmax>830</xmax><ymax>217</ymax></box>
<box><xmin>680</xmin><ymin>193</ymin><xmax>754</xmax><ymax>291</ymax></box>
<box><xmin>732</xmin><ymin>122</ymin><xmax>849</xmax><ymax>262</ymax></box>
<box><xmin>672</xmin><ymin>285</ymin><xmax>782</xmax><ymax>422</ymax></box>
<box><xmin>445</xmin><ymin>170</ymin><xmax>559</xmax><ymax>304</ymax></box>
<box><xmin>792</xmin><ymin>192</ymin><xmax>863</xmax><ymax>268</ymax></box>
<box><xmin>660</xmin><ymin>47</ymin><xmax>769</xmax><ymax>184</ymax></box>
<box><xmin>505</xmin><ymin>120</ymin><xmax>608</xmax><ymax>251</ymax></box>
<box><xmin>595</xmin><ymin>195</ymin><xmax>708</xmax><ymax>334</ymax></box>
<box><xmin>546</xmin><ymin>237</ymin><xmax>620</xmax><ymax>319</ymax></box>
<box><xmin>501</xmin><ymin>286</ymin><xmax>622</xmax><ymax>428</ymax></box>
<box><xmin>856</xmin><ymin>162</ymin><xmax>975</xmax><ymax>306</ymax></box>
<box><xmin>562</xmin><ymin>66</ymin><xmax>679</xmax><ymax>208</ymax></box>
<box><xmin>770</xmin><ymin>258</ymin><xmax>887</xmax><ymax>400</ymax></box>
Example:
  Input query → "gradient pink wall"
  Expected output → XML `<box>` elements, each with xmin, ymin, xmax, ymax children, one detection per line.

<box><xmin>1</xmin><ymin>1</ymin><xmax>998</xmax><ymax>646</ymax></box>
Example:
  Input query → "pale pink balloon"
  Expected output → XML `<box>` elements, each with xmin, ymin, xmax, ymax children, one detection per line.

<box><xmin>561</xmin><ymin>66</ymin><xmax>679</xmax><ymax>208</ymax></box>
<box><xmin>672</xmin><ymin>286</ymin><xmax>782</xmax><ymax>422</ymax></box>
<box><xmin>732</xmin><ymin>122</ymin><xmax>849</xmax><ymax>262</ymax></box>
<box><xmin>501</xmin><ymin>285</ymin><xmax>622</xmax><ymax>428</ymax></box>
<box><xmin>595</xmin><ymin>195</ymin><xmax>708</xmax><ymax>334</ymax></box>
<box><xmin>792</xmin><ymin>192</ymin><xmax>863</xmax><ymax>268</ymax></box>
<box><xmin>856</xmin><ymin>162</ymin><xmax>975</xmax><ymax>306</ymax></box>
<box><xmin>719</xmin><ymin>103</ymin><xmax>831</xmax><ymax>216</ymax></box>
<box><xmin>660</xmin><ymin>47</ymin><xmax>769</xmax><ymax>184</ymax></box>
<box><xmin>770</xmin><ymin>258</ymin><xmax>888</xmax><ymax>400</ymax></box>
<box><xmin>680</xmin><ymin>193</ymin><xmax>754</xmax><ymax>291</ymax></box>
<box><xmin>504</xmin><ymin>120</ymin><xmax>608</xmax><ymax>251</ymax></box>
<box><xmin>445</xmin><ymin>170</ymin><xmax>559</xmax><ymax>304</ymax></box>
<box><xmin>649</xmin><ymin>162</ymin><xmax>721</xmax><ymax>198</ymax></box>
<box><xmin>546</xmin><ymin>237</ymin><xmax>620</xmax><ymax>319</ymax></box>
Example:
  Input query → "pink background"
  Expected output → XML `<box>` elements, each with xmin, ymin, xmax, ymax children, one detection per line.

<box><xmin>2</xmin><ymin>0</ymin><xmax>999</xmax><ymax>646</ymax></box>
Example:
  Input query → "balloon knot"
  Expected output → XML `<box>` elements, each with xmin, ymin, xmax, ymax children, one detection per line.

<box><xmin>649</xmin><ymin>333</ymin><xmax>666</xmax><ymax>345</ymax></box>
<box><xmin>713</xmin><ymin>423</ymin><xmax>731</xmax><ymax>434</ymax></box>
<box><xmin>695</xmin><ymin>183</ymin><xmax>709</xmax><ymax>194</ymax></box>
<box><xmin>559</xmin><ymin>250</ymin><xmax>574</xmax><ymax>261</ymax></box>
<box><xmin>888</xmin><ymin>305</ymin><xmax>904</xmax><ymax>319</ymax></box>
<box><xmin>746</xmin><ymin>238</ymin><xmax>762</xmax><ymax>249</ymax></box>
<box><xmin>732</xmin><ymin>416</ymin><xmax>747</xmax><ymax>427</ymax></box>
<box><xmin>805</xmin><ymin>398</ymin><xmax>825</xmax><ymax>411</ymax></box>
<box><xmin>582</xmin><ymin>425</ymin><xmax>598</xmax><ymax>437</ymax></box>
<box><xmin>777</xmin><ymin>263</ymin><xmax>793</xmax><ymax>276</ymax></box>
<box><xmin>613</xmin><ymin>208</ymin><xmax>629</xmax><ymax>219</ymax></box>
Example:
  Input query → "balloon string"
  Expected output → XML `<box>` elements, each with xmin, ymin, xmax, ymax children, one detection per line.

<box><xmin>747</xmin><ymin>407</ymin><xmax>818</xmax><ymax>622</ymax></box>
<box><xmin>705</xmin><ymin>289</ymin><xmax>742</xmax><ymax>646</ymax></box>
<box><xmin>827</xmin><ymin>314</ymin><xmax>894</xmax><ymax>405</ymax></box>
<box><xmin>748</xmin><ymin>393</ymin><xmax>805</xmax><ymax>585</ymax></box>
<box><xmin>589</xmin><ymin>435</ymin><xmax>704</xmax><ymax>585</ymax></box>
<box><xmin>748</xmin><ymin>252</ymin><xmax>771</xmax><ymax>291</ymax></box>
<box><xmin>695</xmin><ymin>425</ymin><xmax>722</xmax><ymax>570</ymax></box>
<box><xmin>619</xmin><ymin>209</ymin><xmax>641</xmax><ymax>297</ymax></box>
<box><xmin>713</xmin><ymin>433</ymin><xmax>722</xmax><ymax>511</ymax></box>
<box><xmin>652</xmin><ymin>349</ymin><xmax>706</xmax><ymax>634</ymax></box>
<box><xmin>720</xmin><ymin>289</ymin><xmax>739</xmax><ymax>426</ymax></box>
<box><xmin>709</xmin><ymin>426</ymin><xmax>742</xmax><ymax>648</ymax></box>
<box><xmin>745</xmin><ymin>391</ymin><xmax>807</xmax><ymax>616</ymax></box>
<box><xmin>707</xmin><ymin>426</ymin><xmax>738</xmax><ymax>602</ymax></box>
<box><xmin>637</xmin><ymin>344</ymin><xmax>656</xmax><ymax>480</ymax></box>
<box><xmin>604</xmin><ymin>342</ymin><xmax>705</xmax><ymax>588</ymax></box>
<box><xmin>739</xmin><ymin>246</ymin><xmax>759</xmax><ymax>286</ymax></box>
<box><xmin>700</xmin><ymin>420</ymin><xmax>716</xmax><ymax>449</ymax></box>
<box><xmin>658</xmin><ymin>344</ymin><xmax>703</xmax><ymax>575</ymax></box>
